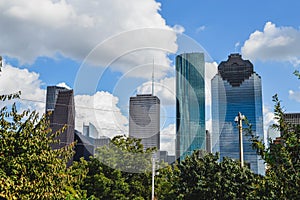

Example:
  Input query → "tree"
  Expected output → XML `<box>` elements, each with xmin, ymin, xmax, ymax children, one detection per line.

<box><xmin>171</xmin><ymin>150</ymin><xmax>262</xmax><ymax>200</ymax></box>
<box><xmin>0</xmin><ymin>93</ymin><xmax>84</xmax><ymax>199</ymax></box>
<box><xmin>246</xmin><ymin>94</ymin><xmax>300</xmax><ymax>199</ymax></box>
<box><xmin>77</xmin><ymin>135</ymin><xmax>156</xmax><ymax>200</ymax></box>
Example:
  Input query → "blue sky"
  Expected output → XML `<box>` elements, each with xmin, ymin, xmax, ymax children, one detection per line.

<box><xmin>0</xmin><ymin>0</ymin><xmax>300</xmax><ymax>155</ymax></box>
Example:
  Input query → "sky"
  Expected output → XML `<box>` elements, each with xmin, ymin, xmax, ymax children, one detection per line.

<box><xmin>0</xmin><ymin>0</ymin><xmax>300</xmax><ymax>155</ymax></box>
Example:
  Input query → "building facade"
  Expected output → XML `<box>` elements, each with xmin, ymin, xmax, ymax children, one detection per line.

<box><xmin>211</xmin><ymin>53</ymin><xmax>264</xmax><ymax>175</ymax></box>
<box><xmin>176</xmin><ymin>52</ymin><xmax>206</xmax><ymax>160</ymax></box>
<box><xmin>74</xmin><ymin>129</ymin><xmax>110</xmax><ymax>161</ymax></box>
<box><xmin>129</xmin><ymin>94</ymin><xmax>160</xmax><ymax>150</ymax></box>
<box><xmin>46</xmin><ymin>86</ymin><xmax>75</xmax><ymax>151</ymax></box>
<box><xmin>283</xmin><ymin>113</ymin><xmax>300</xmax><ymax>125</ymax></box>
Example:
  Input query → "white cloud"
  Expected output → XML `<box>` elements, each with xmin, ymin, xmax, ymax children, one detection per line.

<box><xmin>0</xmin><ymin>0</ymin><xmax>178</xmax><ymax>79</ymax></box>
<box><xmin>173</xmin><ymin>24</ymin><xmax>185</xmax><ymax>34</ymax></box>
<box><xmin>74</xmin><ymin>91</ymin><xmax>128</xmax><ymax>138</ymax></box>
<box><xmin>242</xmin><ymin>22</ymin><xmax>300</xmax><ymax>65</ymax></box>
<box><xmin>205</xmin><ymin>62</ymin><xmax>218</xmax><ymax>107</ymax></box>
<box><xmin>0</xmin><ymin>62</ymin><xmax>45</xmax><ymax>114</ymax></box>
<box><xmin>263</xmin><ymin>105</ymin><xmax>276</xmax><ymax>144</ymax></box>
<box><xmin>56</xmin><ymin>82</ymin><xmax>71</xmax><ymax>90</ymax></box>
<box><xmin>137</xmin><ymin>76</ymin><xmax>175</xmax><ymax>105</ymax></box>
<box><xmin>289</xmin><ymin>89</ymin><xmax>300</xmax><ymax>102</ymax></box>
<box><xmin>196</xmin><ymin>25</ymin><xmax>206</xmax><ymax>33</ymax></box>
<box><xmin>0</xmin><ymin>63</ymin><xmax>128</xmax><ymax>138</ymax></box>
<box><xmin>160</xmin><ymin>124</ymin><xmax>175</xmax><ymax>155</ymax></box>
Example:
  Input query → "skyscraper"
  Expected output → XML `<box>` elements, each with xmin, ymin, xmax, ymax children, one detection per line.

<box><xmin>129</xmin><ymin>94</ymin><xmax>160</xmax><ymax>150</ymax></box>
<box><xmin>46</xmin><ymin>86</ymin><xmax>75</xmax><ymax>151</ymax></box>
<box><xmin>176</xmin><ymin>52</ymin><xmax>206</xmax><ymax>160</ymax></box>
<box><xmin>211</xmin><ymin>53</ymin><xmax>264</xmax><ymax>175</ymax></box>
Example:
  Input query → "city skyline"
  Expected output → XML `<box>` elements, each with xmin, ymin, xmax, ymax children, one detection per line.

<box><xmin>0</xmin><ymin>1</ymin><xmax>300</xmax><ymax>156</ymax></box>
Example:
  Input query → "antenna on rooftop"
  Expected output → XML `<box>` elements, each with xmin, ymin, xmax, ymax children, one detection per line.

<box><xmin>152</xmin><ymin>58</ymin><xmax>154</xmax><ymax>96</ymax></box>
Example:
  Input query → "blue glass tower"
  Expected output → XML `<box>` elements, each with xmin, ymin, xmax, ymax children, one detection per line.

<box><xmin>211</xmin><ymin>54</ymin><xmax>265</xmax><ymax>175</ymax></box>
<box><xmin>176</xmin><ymin>53</ymin><xmax>206</xmax><ymax>161</ymax></box>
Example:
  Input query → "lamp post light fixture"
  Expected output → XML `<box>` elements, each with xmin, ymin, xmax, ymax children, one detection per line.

<box><xmin>235</xmin><ymin>112</ymin><xmax>245</xmax><ymax>168</ymax></box>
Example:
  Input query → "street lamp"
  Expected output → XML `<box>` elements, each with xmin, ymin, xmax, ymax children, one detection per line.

<box><xmin>235</xmin><ymin>112</ymin><xmax>245</xmax><ymax>168</ymax></box>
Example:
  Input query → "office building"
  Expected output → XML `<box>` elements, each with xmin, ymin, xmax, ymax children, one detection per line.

<box><xmin>46</xmin><ymin>86</ymin><xmax>75</xmax><ymax>151</ymax></box>
<box><xmin>283</xmin><ymin>113</ymin><xmax>300</xmax><ymax>125</ymax></box>
<box><xmin>211</xmin><ymin>53</ymin><xmax>264</xmax><ymax>175</ymax></box>
<box><xmin>129</xmin><ymin>94</ymin><xmax>160</xmax><ymax>150</ymax></box>
<box><xmin>176</xmin><ymin>52</ymin><xmax>206</xmax><ymax>160</ymax></box>
<box><xmin>45</xmin><ymin>86</ymin><xmax>70</xmax><ymax>112</ymax></box>
<box><xmin>74</xmin><ymin>128</ymin><xmax>110</xmax><ymax>161</ymax></box>
<box><xmin>159</xmin><ymin>150</ymin><xmax>176</xmax><ymax>164</ymax></box>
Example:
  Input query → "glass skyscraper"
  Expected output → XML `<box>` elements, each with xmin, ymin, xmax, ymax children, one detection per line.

<box><xmin>176</xmin><ymin>52</ymin><xmax>206</xmax><ymax>161</ymax></box>
<box><xmin>211</xmin><ymin>53</ymin><xmax>265</xmax><ymax>175</ymax></box>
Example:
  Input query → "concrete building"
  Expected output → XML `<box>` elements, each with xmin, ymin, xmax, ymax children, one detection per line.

<box><xmin>129</xmin><ymin>94</ymin><xmax>160</xmax><ymax>150</ymax></box>
<box><xmin>283</xmin><ymin>113</ymin><xmax>300</xmax><ymax>125</ymax></box>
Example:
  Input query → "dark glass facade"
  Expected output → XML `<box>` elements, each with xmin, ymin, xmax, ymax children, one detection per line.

<box><xmin>46</xmin><ymin>86</ymin><xmax>75</xmax><ymax>153</ymax></box>
<box><xmin>176</xmin><ymin>53</ymin><xmax>206</xmax><ymax>160</ymax></box>
<box><xmin>74</xmin><ymin>130</ymin><xmax>110</xmax><ymax>161</ymax></box>
<box><xmin>129</xmin><ymin>94</ymin><xmax>160</xmax><ymax>150</ymax></box>
<box><xmin>211</xmin><ymin>54</ymin><xmax>265</xmax><ymax>175</ymax></box>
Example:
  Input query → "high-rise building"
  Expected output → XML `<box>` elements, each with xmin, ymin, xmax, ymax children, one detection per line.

<box><xmin>46</xmin><ymin>86</ymin><xmax>75</xmax><ymax>151</ymax></box>
<box><xmin>74</xmin><ymin>128</ymin><xmax>110</xmax><ymax>161</ymax></box>
<box><xmin>176</xmin><ymin>52</ymin><xmax>206</xmax><ymax>160</ymax></box>
<box><xmin>129</xmin><ymin>94</ymin><xmax>160</xmax><ymax>150</ymax></box>
<box><xmin>211</xmin><ymin>53</ymin><xmax>264</xmax><ymax>175</ymax></box>
<box><xmin>45</xmin><ymin>86</ymin><xmax>69</xmax><ymax>112</ymax></box>
<box><xmin>283</xmin><ymin>113</ymin><xmax>300</xmax><ymax>125</ymax></box>
<box><xmin>206</xmin><ymin>130</ymin><xmax>211</xmax><ymax>153</ymax></box>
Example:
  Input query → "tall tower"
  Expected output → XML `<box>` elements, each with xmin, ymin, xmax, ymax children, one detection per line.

<box><xmin>129</xmin><ymin>94</ymin><xmax>160</xmax><ymax>150</ymax></box>
<box><xmin>211</xmin><ymin>53</ymin><xmax>264</xmax><ymax>175</ymax></box>
<box><xmin>176</xmin><ymin>52</ymin><xmax>206</xmax><ymax>161</ymax></box>
<box><xmin>46</xmin><ymin>86</ymin><xmax>75</xmax><ymax>151</ymax></box>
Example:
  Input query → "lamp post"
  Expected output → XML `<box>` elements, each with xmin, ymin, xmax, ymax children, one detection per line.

<box><xmin>151</xmin><ymin>155</ymin><xmax>155</xmax><ymax>200</ymax></box>
<box><xmin>235</xmin><ymin>112</ymin><xmax>245</xmax><ymax>168</ymax></box>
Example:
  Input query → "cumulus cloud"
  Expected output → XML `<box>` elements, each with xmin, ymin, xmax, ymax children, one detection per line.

<box><xmin>242</xmin><ymin>22</ymin><xmax>300</xmax><ymax>65</ymax></box>
<box><xmin>173</xmin><ymin>24</ymin><xmax>185</xmax><ymax>34</ymax></box>
<box><xmin>0</xmin><ymin>63</ymin><xmax>128</xmax><ymax>138</ymax></box>
<box><xmin>137</xmin><ymin>76</ymin><xmax>175</xmax><ymax>105</ymax></box>
<box><xmin>205</xmin><ymin>62</ymin><xmax>218</xmax><ymax>106</ymax></box>
<box><xmin>263</xmin><ymin>105</ymin><xmax>276</xmax><ymax>144</ymax></box>
<box><xmin>56</xmin><ymin>82</ymin><xmax>71</xmax><ymax>90</ymax></box>
<box><xmin>289</xmin><ymin>89</ymin><xmax>300</xmax><ymax>102</ymax></box>
<box><xmin>0</xmin><ymin>62</ymin><xmax>45</xmax><ymax>114</ymax></box>
<box><xmin>0</xmin><ymin>0</ymin><xmax>179</xmax><ymax>79</ymax></box>
<box><xmin>160</xmin><ymin>124</ymin><xmax>175</xmax><ymax>155</ymax></box>
<box><xmin>74</xmin><ymin>91</ymin><xmax>128</xmax><ymax>138</ymax></box>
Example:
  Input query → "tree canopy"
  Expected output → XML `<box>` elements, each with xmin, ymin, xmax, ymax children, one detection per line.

<box><xmin>0</xmin><ymin>94</ymin><xmax>85</xmax><ymax>199</ymax></box>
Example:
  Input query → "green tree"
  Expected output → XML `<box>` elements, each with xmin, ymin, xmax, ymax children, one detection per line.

<box><xmin>247</xmin><ymin>94</ymin><xmax>300</xmax><ymax>199</ymax></box>
<box><xmin>0</xmin><ymin>94</ymin><xmax>84</xmax><ymax>199</ymax></box>
<box><xmin>77</xmin><ymin>135</ymin><xmax>156</xmax><ymax>200</ymax></box>
<box><xmin>171</xmin><ymin>150</ymin><xmax>262</xmax><ymax>200</ymax></box>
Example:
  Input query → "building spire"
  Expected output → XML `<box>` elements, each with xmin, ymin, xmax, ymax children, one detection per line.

<box><xmin>152</xmin><ymin>58</ymin><xmax>154</xmax><ymax>96</ymax></box>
